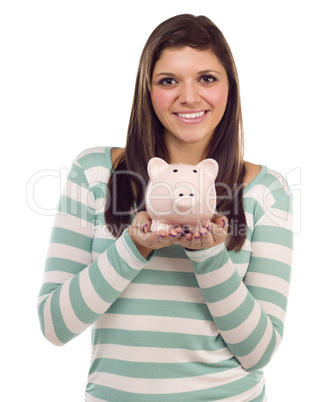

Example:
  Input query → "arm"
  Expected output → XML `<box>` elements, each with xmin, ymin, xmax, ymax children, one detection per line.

<box><xmin>37</xmin><ymin>153</ymin><xmax>150</xmax><ymax>346</ymax></box>
<box><xmin>185</xmin><ymin>187</ymin><xmax>293</xmax><ymax>371</ymax></box>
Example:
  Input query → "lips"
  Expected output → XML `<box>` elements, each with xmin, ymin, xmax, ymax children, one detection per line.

<box><xmin>174</xmin><ymin>110</ymin><xmax>208</xmax><ymax>123</ymax></box>
<box><xmin>176</xmin><ymin>111</ymin><xmax>206</xmax><ymax>119</ymax></box>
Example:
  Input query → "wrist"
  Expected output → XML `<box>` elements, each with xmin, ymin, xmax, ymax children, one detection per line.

<box><xmin>135</xmin><ymin>243</ymin><xmax>154</xmax><ymax>259</ymax></box>
<box><xmin>128</xmin><ymin>227</ymin><xmax>153</xmax><ymax>259</ymax></box>
<box><xmin>184</xmin><ymin>242</ymin><xmax>225</xmax><ymax>260</ymax></box>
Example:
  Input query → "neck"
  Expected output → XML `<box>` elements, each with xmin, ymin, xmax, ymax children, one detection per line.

<box><xmin>166</xmin><ymin>140</ymin><xmax>208</xmax><ymax>165</ymax></box>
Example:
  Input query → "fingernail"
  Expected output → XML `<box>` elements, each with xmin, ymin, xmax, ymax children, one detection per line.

<box><xmin>142</xmin><ymin>224</ymin><xmax>147</xmax><ymax>233</ymax></box>
<box><xmin>194</xmin><ymin>235</ymin><xmax>200</xmax><ymax>240</ymax></box>
<box><xmin>200</xmin><ymin>229</ymin><xmax>207</xmax><ymax>236</ymax></box>
<box><xmin>221</xmin><ymin>219</ymin><xmax>226</xmax><ymax>228</ymax></box>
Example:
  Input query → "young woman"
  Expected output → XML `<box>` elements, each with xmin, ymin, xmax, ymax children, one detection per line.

<box><xmin>37</xmin><ymin>14</ymin><xmax>293</xmax><ymax>401</ymax></box>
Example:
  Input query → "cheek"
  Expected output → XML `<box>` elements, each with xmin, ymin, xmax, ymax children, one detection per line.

<box><xmin>151</xmin><ymin>89</ymin><xmax>174</xmax><ymax>116</ymax></box>
<box><xmin>207</xmin><ymin>85</ymin><xmax>229</xmax><ymax>110</ymax></box>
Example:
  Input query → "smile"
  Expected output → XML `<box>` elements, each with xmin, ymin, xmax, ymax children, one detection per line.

<box><xmin>176</xmin><ymin>111</ymin><xmax>206</xmax><ymax>119</ymax></box>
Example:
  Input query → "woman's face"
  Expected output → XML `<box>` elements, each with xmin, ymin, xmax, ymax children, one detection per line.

<box><xmin>150</xmin><ymin>46</ymin><xmax>229</xmax><ymax>151</ymax></box>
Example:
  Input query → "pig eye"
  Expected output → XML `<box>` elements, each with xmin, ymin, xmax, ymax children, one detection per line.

<box><xmin>193</xmin><ymin>170</ymin><xmax>197</xmax><ymax>173</ymax></box>
<box><xmin>179</xmin><ymin>193</ymin><xmax>183</xmax><ymax>197</ymax></box>
<box><xmin>190</xmin><ymin>193</ymin><xmax>194</xmax><ymax>196</ymax></box>
<box><xmin>173</xmin><ymin>169</ymin><xmax>178</xmax><ymax>173</ymax></box>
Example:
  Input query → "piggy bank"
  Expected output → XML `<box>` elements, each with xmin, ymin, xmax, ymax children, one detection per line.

<box><xmin>145</xmin><ymin>157</ymin><xmax>219</xmax><ymax>233</ymax></box>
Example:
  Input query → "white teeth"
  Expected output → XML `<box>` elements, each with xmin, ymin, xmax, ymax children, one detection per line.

<box><xmin>177</xmin><ymin>111</ymin><xmax>206</xmax><ymax>119</ymax></box>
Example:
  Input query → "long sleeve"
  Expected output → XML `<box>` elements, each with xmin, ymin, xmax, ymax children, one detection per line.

<box><xmin>185</xmin><ymin>173</ymin><xmax>293</xmax><ymax>371</ymax></box>
<box><xmin>37</xmin><ymin>151</ymin><xmax>149</xmax><ymax>346</ymax></box>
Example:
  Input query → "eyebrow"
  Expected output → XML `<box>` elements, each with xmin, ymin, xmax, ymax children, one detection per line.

<box><xmin>199</xmin><ymin>69</ymin><xmax>222</xmax><ymax>75</ymax></box>
<box><xmin>154</xmin><ymin>69</ymin><xmax>223</xmax><ymax>78</ymax></box>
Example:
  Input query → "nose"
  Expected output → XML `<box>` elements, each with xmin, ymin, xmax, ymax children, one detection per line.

<box><xmin>179</xmin><ymin>81</ymin><xmax>200</xmax><ymax>105</ymax></box>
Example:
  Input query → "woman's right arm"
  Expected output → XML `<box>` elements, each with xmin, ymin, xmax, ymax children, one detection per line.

<box><xmin>36</xmin><ymin>153</ymin><xmax>152</xmax><ymax>346</ymax></box>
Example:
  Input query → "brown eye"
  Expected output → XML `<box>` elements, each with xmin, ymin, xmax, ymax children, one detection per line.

<box><xmin>159</xmin><ymin>77</ymin><xmax>177</xmax><ymax>86</ymax></box>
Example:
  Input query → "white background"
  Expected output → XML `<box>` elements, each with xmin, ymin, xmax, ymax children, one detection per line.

<box><xmin>1</xmin><ymin>0</ymin><xmax>326</xmax><ymax>400</ymax></box>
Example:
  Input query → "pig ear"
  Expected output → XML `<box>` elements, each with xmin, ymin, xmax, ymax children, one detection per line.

<box><xmin>148</xmin><ymin>157</ymin><xmax>168</xmax><ymax>179</ymax></box>
<box><xmin>196</xmin><ymin>159</ymin><xmax>219</xmax><ymax>179</ymax></box>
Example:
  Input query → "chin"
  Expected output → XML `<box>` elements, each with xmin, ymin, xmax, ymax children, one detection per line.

<box><xmin>179</xmin><ymin>133</ymin><xmax>209</xmax><ymax>144</ymax></box>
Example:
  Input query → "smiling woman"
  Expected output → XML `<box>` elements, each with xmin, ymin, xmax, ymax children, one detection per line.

<box><xmin>37</xmin><ymin>13</ymin><xmax>293</xmax><ymax>402</ymax></box>
<box><xmin>107</xmin><ymin>15</ymin><xmax>247</xmax><ymax>251</ymax></box>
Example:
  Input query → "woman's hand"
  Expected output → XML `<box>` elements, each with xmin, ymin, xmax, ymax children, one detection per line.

<box><xmin>178</xmin><ymin>215</ymin><xmax>228</xmax><ymax>251</ymax></box>
<box><xmin>128</xmin><ymin>212</ymin><xmax>227</xmax><ymax>257</ymax></box>
<box><xmin>128</xmin><ymin>211</ymin><xmax>183</xmax><ymax>258</ymax></box>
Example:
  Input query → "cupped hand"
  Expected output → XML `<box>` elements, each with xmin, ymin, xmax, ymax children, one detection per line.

<box><xmin>178</xmin><ymin>215</ymin><xmax>228</xmax><ymax>250</ymax></box>
<box><xmin>128</xmin><ymin>211</ymin><xmax>183</xmax><ymax>258</ymax></box>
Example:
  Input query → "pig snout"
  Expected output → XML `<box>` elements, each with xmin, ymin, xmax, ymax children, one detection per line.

<box><xmin>173</xmin><ymin>187</ymin><xmax>197</xmax><ymax>214</ymax></box>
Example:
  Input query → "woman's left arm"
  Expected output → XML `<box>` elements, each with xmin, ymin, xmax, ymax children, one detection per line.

<box><xmin>185</xmin><ymin>191</ymin><xmax>293</xmax><ymax>371</ymax></box>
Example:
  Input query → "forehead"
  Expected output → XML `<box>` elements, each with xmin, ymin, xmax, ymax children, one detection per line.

<box><xmin>152</xmin><ymin>46</ymin><xmax>224</xmax><ymax>74</ymax></box>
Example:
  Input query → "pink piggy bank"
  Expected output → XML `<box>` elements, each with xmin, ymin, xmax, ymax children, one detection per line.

<box><xmin>145</xmin><ymin>157</ymin><xmax>219</xmax><ymax>233</ymax></box>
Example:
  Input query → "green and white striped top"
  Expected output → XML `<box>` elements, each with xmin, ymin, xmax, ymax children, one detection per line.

<box><xmin>37</xmin><ymin>146</ymin><xmax>293</xmax><ymax>401</ymax></box>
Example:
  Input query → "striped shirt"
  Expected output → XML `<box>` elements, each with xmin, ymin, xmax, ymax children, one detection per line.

<box><xmin>37</xmin><ymin>146</ymin><xmax>293</xmax><ymax>401</ymax></box>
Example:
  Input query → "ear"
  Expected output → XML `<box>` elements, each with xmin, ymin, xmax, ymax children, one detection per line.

<box><xmin>147</xmin><ymin>157</ymin><xmax>168</xmax><ymax>179</ymax></box>
<box><xmin>196</xmin><ymin>159</ymin><xmax>219</xmax><ymax>179</ymax></box>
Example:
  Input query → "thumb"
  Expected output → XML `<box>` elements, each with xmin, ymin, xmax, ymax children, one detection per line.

<box><xmin>212</xmin><ymin>214</ymin><xmax>228</xmax><ymax>229</ymax></box>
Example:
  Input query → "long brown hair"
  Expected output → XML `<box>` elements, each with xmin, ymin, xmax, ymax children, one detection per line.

<box><xmin>105</xmin><ymin>14</ymin><xmax>246</xmax><ymax>251</ymax></box>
